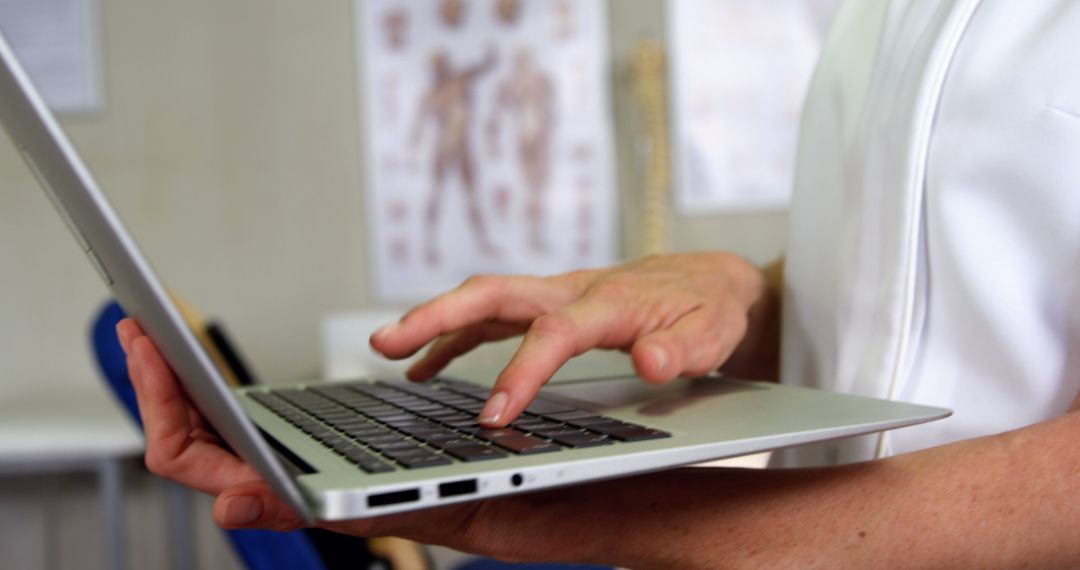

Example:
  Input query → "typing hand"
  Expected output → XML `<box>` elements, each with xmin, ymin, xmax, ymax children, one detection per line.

<box><xmin>369</xmin><ymin>252</ymin><xmax>777</xmax><ymax>428</ymax></box>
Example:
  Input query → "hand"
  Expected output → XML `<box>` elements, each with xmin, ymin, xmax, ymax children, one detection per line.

<box><xmin>115</xmin><ymin>317</ymin><xmax>654</xmax><ymax>563</ymax></box>
<box><xmin>370</xmin><ymin>252</ymin><xmax>779</xmax><ymax>427</ymax></box>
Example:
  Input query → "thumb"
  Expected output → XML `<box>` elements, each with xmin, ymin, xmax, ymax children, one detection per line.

<box><xmin>213</xmin><ymin>480</ymin><xmax>306</xmax><ymax>532</ymax></box>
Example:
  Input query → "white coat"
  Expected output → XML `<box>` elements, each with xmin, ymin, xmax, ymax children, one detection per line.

<box><xmin>777</xmin><ymin>0</ymin><xmax>1080</xmax><ymax>466</ymax></box>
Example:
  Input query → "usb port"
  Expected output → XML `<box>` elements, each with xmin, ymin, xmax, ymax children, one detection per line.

<box><xmin>438</xmin><ymin>479</ymin><xmax>478</xmax><ymax>498</ymax></box>
<box><xmin>367</xmin><ymin>489</ymin><xmax>420</xmax><ymax>507</ymax></box>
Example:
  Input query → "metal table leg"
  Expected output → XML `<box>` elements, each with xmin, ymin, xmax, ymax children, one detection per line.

<box><xmin>98</xmin><ymin>458</ymin><xmax>127</xmax><ymax>570</ymax></box>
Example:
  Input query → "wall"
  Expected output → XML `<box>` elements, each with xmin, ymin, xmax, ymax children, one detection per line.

<box><xmin>0</xmin><ymin>1</ymin><xmax>787</xmax><ymax>568</ymax></box>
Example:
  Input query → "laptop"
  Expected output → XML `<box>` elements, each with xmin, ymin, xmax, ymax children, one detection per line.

<box><xmin>0</xmin><ymin>32</ymin><xmax>950</xmax><ymax>522</ymax></box>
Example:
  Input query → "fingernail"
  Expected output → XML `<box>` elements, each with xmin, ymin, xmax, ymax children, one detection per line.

<box><xmin>372</xmin><ymin>321</ymin><xmax>400</xmax><ymax>340</ymax></box>
<box><xmin>223</xmin><ymin>496</ymin><xmax>263</xmax><ymax>526</ymax></box>
<box><xmin>478</xmin><ymin>392</ymin><xmax>508</xmax><ymax>425</ymax></box>
<box><xmin>649</xmin><ymin>345</ymin><xmax>668</xmax><ymax>373</ymax></box>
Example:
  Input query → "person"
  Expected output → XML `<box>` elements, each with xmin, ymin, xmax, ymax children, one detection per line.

<box><xmin>486</xmin><ymin>46</ymin><xmax>556</xmax><ymax>254</ymax></box>
<box><xmin>117</xmin><ymin>1</ymin><xmax>1080</xmax><ymax>567</ymax></box>
<box><xmin>410</xmin><ymin>49</ymin><xmax>499</xmax><ymax>266</ymax></box>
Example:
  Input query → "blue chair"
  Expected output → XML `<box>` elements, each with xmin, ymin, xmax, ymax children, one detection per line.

<box><xmin>90</xmin><ymin>301</ymin><xmax>327</xmax><ymax>570</ymax></box>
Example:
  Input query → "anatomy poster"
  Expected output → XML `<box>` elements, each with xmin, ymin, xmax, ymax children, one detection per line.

<box><xmin>359</xmin><ymin>0</ymin><xmax>616</xmax><ymax>301</ymax></box>
<box><xmin>670</xmin><ymin>0</ymin><xmax>838</xmax><ymax>213</ymax></box>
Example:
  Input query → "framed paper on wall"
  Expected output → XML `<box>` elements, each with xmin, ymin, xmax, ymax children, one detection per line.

<box><xmin>669</xmin><ymin>0</ymin><xmax>837</xmax><ymax>214</ymax></box>
<box><xmin>358</xmin><ymin>0</ymin><xmax>617</xmax><ymax>301</ymax></box>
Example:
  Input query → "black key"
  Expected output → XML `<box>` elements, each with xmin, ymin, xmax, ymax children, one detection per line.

<box><xmin>436</xmin><ymin>414</ymin><xmax>475</xmax><ymax>423</ymax></box>
<box><xmin>403</xmin><ymin>427</ymin><xmax>459</xmax><ymax>440</ymax></box>
<box><xmin>543</xmin><ymin>409</ymin><xmax>598</xmax><ymax>422</ymax></box>
<box><xmin>401</xmin><ymin>403</ymin><xmax>442</xmax><ymax>412</ymax></box>
<box><xmin>474</xmin><ymin>428</ymin><xmax>518</xmax><ymax>441</ymax></box>
<box><xmin>585</xmin><ymin>421</ymin><xmax>647</xmax><ymax>435</ymax></box>
<box><xmin>383</xmin><ymin>446</ymin><xmax>435</xmax><ymax>459</ymax></box>
<box><xmin>438</xmin><ymin>382</ymin><xmax>490</xmax><ymax>398</ymax></box>
<box><xmin>368</xmin><ymin>413</ymin><xmax>414</xmax><ymax>422</ymax></box>
<box><xmin>345</xmin><ymin>427</ymin><xmax>386</xmax><ymax>438</ymax></box>
<box><xmin>445</xmin><ymin>418</ymin><xmax>481</xmax><ymax>428</ymax></box>
<box><xmin>440</xmin><ymin>397</ymin><xmax>480</xmax><ymax>407</ymax></box>
<box><xmin>374</xmin><ymin>379</ymin><xmax>413</xmax><ymax>389</ymax></box>
<box><xmin>331</xmin><ymin>419</ymin><xmax>375</xmax><ymax>430</ymax></box>
<box><xmin>345</xmin><ymin>450</ymin><xmax>396</xmax><ymax>473</ymax></box>
<box><xmin>307</xmin><ymin>427</ymin><xmax>334</xmax><ymax>439</ymax></box>
<box><xmin>426</xmin><ymin>437</ymin><xmax>479</xmax><ymax>449</ymax></box>
<box><xmin>487</xmin><ymin>432</ymin><xmax>561</xmax><ymax>455</ymax></box>
<box><xmin>368</xmin><ymin>439</ymin><xmax>420</xmax><ymax>452</ymax></box>
<box><xmin>383</xmin><ymin>397</ymin><xmax>425</xmax><ymax>406</ymax></box>
<box><xmin>565</xmin><ymin>416</ymin><xmax>613</xmax><ymax>427</ymax></box>
<box><xmin>453</xmin><ymin>402</ymin><xmax>485</xmax><ymax>414</ymax></box>
<box><xmin>383</xmin><ymin>417</ymin><xmax>430</xmax><ymax>428</ymax></box>
<box><xmin>531</xmin><ymin>427</ymin><xmax>588</xmax><ymax>439</ymax></box>
<box><xmin>329</xmin><ymin>441</ymin><xmax>357</xmax><ymax>454</ymax></box>
<box><xmin>443</xmin><ymin>444</ymin><xmax>508</xmax><ymax>462</ymax></box>
<box><xmin>354</xmin><ymin>405</ymin><xmax>397</xmax><ymax>414</ymax></box>
<box><xmin>388</xmin><ymin>451</ymin><xmax>453</xmax><ymax>469</ymax></box>
<box><xmin>514</xmin><ymin>420</ymin><xmax>564</xmax><ymax>432</ymax></box>
<box><xmin>551</xmin><ymin>432</ymin><xmax>613</xmax><ymax>448</ymax></box>
<box><xmin>365</xmin><ymin>434</ymin><xmax>410</xmax><ymax>447</ymax></box>
<box><xmin>319</xmin><ymin>412</ymin><xmax>360</xmax><ymax>421</ymax></box>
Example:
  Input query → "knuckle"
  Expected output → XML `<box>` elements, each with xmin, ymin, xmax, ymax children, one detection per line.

<box><xmin>589</xmin><ymin>278</ymin><xmax>636</xmax><ymax>301</ymax></box>
<box><xmin>143</xmin><ymin>450</ymin><xmax>171</xmax><ymax>478</ymax></box>
<box><xmin>531</xmin><ymin>313</ymin><xmax>578</xmax><ymax>340</ymax></box>
<box><xmin>462</xmin><ymin>274</ymin><xmax>502</xmax><ymax>293</ymax></box>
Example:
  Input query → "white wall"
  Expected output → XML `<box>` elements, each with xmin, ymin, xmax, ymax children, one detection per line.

<box><xmin>0</xmin><ymin>1</ymin><xmax>787</xmax><ymax>568</ymax></box>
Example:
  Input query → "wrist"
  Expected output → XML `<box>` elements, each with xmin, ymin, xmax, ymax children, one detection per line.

<box><xmin>720</xmin><ymin>257</ymin><xmax>782</xmax><ymax>380</ymax></box>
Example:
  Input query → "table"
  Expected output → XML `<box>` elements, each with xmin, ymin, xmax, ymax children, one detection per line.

<box><xmin>0</xmin><ymin>382</ymin><xmax>144</xmax><ymax>570</ymax></box>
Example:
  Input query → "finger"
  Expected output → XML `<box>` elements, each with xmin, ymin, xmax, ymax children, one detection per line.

<box><xmin>371</xmin><ymin>275</ymin><xmax>581</xmax><ymax>360</ymax></box>
<box><xmin>214</xmin><ymin>480</ymin><xmax>305</xmax><ymax>531</ymax></box>
<box><xmin>406</xmin><ymin>322</ymin><xmax>526</xmax><ymax>381</ymax></box>
<box><xmin>129</xmin><ymin>336</ymin><xmax>196</xmax><ymax>453</ymax></box>
<box><xmin>479</xmin><ymin>300</ymin><xmax>627</xmax><ymax>427</ymax></box>
<box><xmin>130</xmin><ymin>335</ymin><xmax>257</xmax><ymax>493</ymax></box>
<box><xmin>631</xmin><ymin>305</ymin><xmax>746</xmax><ymax>383</ymax></box>
<box><xmin>116</xmin><ymin>318</ymin><xmax>144</xmax><ymax>354</ymax></box>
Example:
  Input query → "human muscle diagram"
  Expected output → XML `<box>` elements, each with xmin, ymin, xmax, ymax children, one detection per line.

<box><xmin>360</xmin><ymin>0</ymin><xmax>615</xmax><ymax>301</ymax></box>
<box><xmin>411</xmin><ymin>49</ymin><xmax>498</xmax><ymax>266</ymax></box>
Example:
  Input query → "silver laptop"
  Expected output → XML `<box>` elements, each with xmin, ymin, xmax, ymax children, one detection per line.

<box><xmin>0</xmin><ymin>32</ymin><xmax>949</xmax><ymax>522</ymax></box>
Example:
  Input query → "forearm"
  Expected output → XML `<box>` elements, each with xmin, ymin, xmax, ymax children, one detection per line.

<box><xmin>595</xmin><ymin>413</ymin><xmax>1080</xmax><ymax>569</ymax></box>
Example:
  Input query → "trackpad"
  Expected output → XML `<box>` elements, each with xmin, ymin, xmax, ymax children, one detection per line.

<box><xmin>544</xmin><ymin>376</ymin><xmax>765</xmax><ymax>415</ymax></box>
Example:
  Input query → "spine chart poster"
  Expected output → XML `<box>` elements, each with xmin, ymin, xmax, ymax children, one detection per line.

<box><xmin>359</xmin><ymin>0</ymin><xmax>616</xmax><ymax>301</ymax></box>
<box><xmin>669</xmin><ymin>0</ymin><xmax>837</xmax><ymax>213</ymax></box>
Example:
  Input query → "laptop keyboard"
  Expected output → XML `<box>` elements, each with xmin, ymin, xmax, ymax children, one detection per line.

<box><xmin>248</xmin><ymin>379</ymin><xmax>670</xmax><ymax>474</ymax></box>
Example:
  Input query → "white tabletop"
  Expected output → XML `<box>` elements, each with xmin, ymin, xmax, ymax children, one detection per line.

<box><xmin>0</xmin><ymin>382</ymin><xmax>144</xmax><ymax>471</ymax></box>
